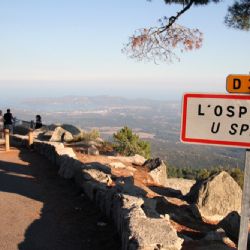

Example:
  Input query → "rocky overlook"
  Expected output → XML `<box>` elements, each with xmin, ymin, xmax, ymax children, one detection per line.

<box><xmin>9</xmin><ymin>123</ymin><xmax>245</xmax><ymax>250</ymax></box>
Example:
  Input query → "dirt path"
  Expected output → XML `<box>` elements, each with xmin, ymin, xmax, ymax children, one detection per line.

<box><xmin>0</xmin><ymin>147</ymin><xmax>120</xmax><ymax>250</ymax></box>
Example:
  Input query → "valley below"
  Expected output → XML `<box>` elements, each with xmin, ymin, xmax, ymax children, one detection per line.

<box><xmin>10</xmin><ymin>95</ymin><xmax>245</xmax><ymax>169</ymax></box>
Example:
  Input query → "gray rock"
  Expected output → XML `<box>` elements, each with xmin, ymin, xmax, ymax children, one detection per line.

<box><xmin>186</xmin><ymin>171</ymin><xmax>242</xmax><ymax>220</ymax></box>
<box><xmin>95</xmin><ymin>137</ymin><xmax>104</xmax><ymax>144</ymax></box>
<box><xmin>143</xmin><ymin>158</ymin><xmax>167</xmax><ymax>186</ymax></box>
<box><xmin>107</xmin><ymin>154</ymin><xmax>146</xmax><ymax>166</ymax></box>
<box><xmin>87</xmin><ymin>145</ymin><xmax>99</xmax><ymax>155</ymax></box>
<box><xmin>128</xmin><ymin>216</ymin><xmax>183</xmax><ymax>250</ymax></box>
<box><xmin>130</xmin><ymin>154</ymin><xmax>146</xmax><ymax>165</ymax></box>
<box><xmin>109</xmin><ymin>162</ymin><xmax>126</xmax><ymax>169</ymax></box>
<box><xmin>166</xmin><ymin>178</ymin><xmax>195</xmax><ymax>196</ymax></box>
<box><xmin>83</xmin><ymin>168</ymin><xmax>111</xmax><ymax>184</ymax></box>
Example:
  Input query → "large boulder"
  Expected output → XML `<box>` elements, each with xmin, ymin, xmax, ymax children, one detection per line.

<box><xmin>143</xmin><ymin>158</ymin><xmax>167</xmax><ymax>186</ymax></box>
<box><xmin>42</xmin><ymin>124</ymin><xmax>81</xmax><ymax>141</ymax></box>
<box><xmin>61</xmin><ymin>124</ymin><xmax>81</xmax><ymax>136</ymax></box>
<box><xmin>186</xmin><ymin>171</ymin><xmax>242</xmax><ymax>220</ymax></box>
<box><xmin>49</xmin><ymin>127</ymin><xmax>74</xmax><ymax>142</ymax></box>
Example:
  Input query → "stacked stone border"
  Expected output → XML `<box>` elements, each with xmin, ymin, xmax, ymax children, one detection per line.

<box><xmin>11</xmin><ymin>135</ymin><xmax>183</xmax><ymax>250</ymax></box>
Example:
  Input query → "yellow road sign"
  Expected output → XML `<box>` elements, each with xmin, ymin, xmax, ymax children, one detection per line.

<box><xmin>227</xmin><ymin>74</ymin><xmax>250</xmax><ymax>93</ymax></box>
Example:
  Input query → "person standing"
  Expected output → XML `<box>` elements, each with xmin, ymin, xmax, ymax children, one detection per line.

<box><xmin>0</xmin><ymin>110</ymin><xmax>3</xmax><ymax>138</ymax></box>
<box><xmin>35</xmin><ymin>115</ymin><xmax>43</xmax><ymax>129</ymax></box>
<box><xmin>3</xmin><ymin>109</ymin><xmax>14</xmax><ymax>134</ymax></box>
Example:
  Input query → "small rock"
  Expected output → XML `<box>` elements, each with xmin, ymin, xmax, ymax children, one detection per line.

<box><xmin>143</xmin><ymin>158</ymin><xmax>167</xmax><ymax>186</ymax></box>
<box><xmin>109</xmin><ymin>162</ymin><xmax>126</xmax><ymax>169</ymax></box>
<box><xmin>87</xmin><ymin>145</ymin><xmax>99</xmax><ymax>155</ymax></box>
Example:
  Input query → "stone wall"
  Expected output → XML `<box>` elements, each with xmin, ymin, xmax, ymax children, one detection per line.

<box><xmin>11</xmin><ymin>135</ymin><xmax>183</xmax><ymax>250</ymax></box>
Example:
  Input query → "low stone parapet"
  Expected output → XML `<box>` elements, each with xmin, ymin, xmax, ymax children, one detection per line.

<box><xmin>10</xmin><ymin>135</ymin><xmax>183</xmax><ymax>250</ymax></box>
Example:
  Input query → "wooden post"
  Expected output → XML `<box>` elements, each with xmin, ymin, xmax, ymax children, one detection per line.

<box><xmin>28</xmin><ymin>129</ymin><xmax>34</xmax><ymax>147</ymax></box>
<box><xmin>4</xmin><ymin>129</ymin><xmax>10</xmax><ymax>151</ymax></box>
<box><xmin>238</xmin><ymin>150</ymin><xmax>250</xmax><ymax>249</ymax></box>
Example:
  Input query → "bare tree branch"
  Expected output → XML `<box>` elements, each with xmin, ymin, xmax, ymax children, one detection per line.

<box><xmin>122</xmin><ymin>24</ymin><xmax>203</xmax><ymax>64</ymax></box>
<box><xmin>158</xmin><ymin>0</ymin><xmax>195</xmax><ymax>33</ymax></box>
<box><xmin>122</xmin><ymin>0</ymin><xmax>202</xmax><ymax>63</ymax></box>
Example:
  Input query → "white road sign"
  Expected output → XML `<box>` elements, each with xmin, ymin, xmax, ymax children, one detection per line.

<box><xmin>181</xmin><ymin>93</ymin><xmax>250</xmax><ymax>148</ymax></box>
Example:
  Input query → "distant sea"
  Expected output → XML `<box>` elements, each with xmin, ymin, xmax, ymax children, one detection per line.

<box><xmin>0</xmin><ymin>81</ymin><xmax>182</xmax><ymax>108</ymax></box>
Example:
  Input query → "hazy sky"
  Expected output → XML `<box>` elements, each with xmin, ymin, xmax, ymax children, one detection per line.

<box><xmin>0</xmin><ymin>0</ymin><xmax>249</xmax><ymax>100</ymax></box>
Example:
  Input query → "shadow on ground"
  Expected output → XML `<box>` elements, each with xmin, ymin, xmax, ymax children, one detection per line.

<box><xmin>0</xmin><ymin>148</ymin><xmax>121</xmax><ymax>250</ymax></box>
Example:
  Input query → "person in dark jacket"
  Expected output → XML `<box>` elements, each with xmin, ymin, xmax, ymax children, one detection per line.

<box><xmin>0</xmin><ymin>110</ymin><xmax>3</xmax><ymax>138</ymax></box>
<box><xmin>35</xmin><ymin>115</ymin><xmax>43</xmax><ymax>129</ymax></box>
<box><xmin>3</xmin><ymin>109</ymin><xmax>14</xmax><ymax>133</ymax></box>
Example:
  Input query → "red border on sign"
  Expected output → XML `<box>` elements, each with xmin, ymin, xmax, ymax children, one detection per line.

<box><xmin>181</xmin><ymin>93</ymin><xmax>250</xmax><ymax>148</ymax></box>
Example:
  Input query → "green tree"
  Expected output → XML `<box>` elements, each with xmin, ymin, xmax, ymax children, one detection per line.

<box><xmin>229</xmin><ymin>167</ymin><xmax>244</xmax><ymax>188</ymax></box>
<box><xmin>167</xmin><ymin>165</ymin><xmax>244</xmax><ymax>188</ymax></box>
<box><xmin>225</xmin><ymin>0</ymin><xmax>250</xmax><ymax>30</ymax></box>
<box><xmin>113</xmin><ymin>126</ymin><xmax>151</xmax><ymax>159</ymax></box>
<box><xmin>123</xmin><ymin>0</ymin><xmax>250</xmax><ymax>63</ymax></box>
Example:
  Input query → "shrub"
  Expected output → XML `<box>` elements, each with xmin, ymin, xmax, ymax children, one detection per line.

<box><xmin>229</xmin><ymin>168</ymin><xmax>244</xmax><ymax>188</ymax></box>
<box><xmin>167</xmin><ymin>165</ymin><xmax>244</xmax><ymax>188</ymax></box>
<box><xmin>82</xmin><ymin>129</ymin><xmax>100</xmax><ymax>141</ymax></box>
<box><xmin>113</xmin><ymin>126</ymin><xmax>151</xmax><ymax>159</ymax></box>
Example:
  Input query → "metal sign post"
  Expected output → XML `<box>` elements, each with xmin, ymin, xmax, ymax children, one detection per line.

<box><xmin>226</xmin><ymin>73</ymin><xmax>250</xmax><ymax>250</ymax></box>
<box><xmin>238</xmin><ymin>150</ymin><xmax>250</xmax><ymax>249</ymax></box>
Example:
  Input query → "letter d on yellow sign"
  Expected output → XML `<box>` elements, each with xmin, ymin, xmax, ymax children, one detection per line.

<box><xmin>227</xmin><ymin>74</ymin><xmax>250</xmax><ymax>93</ymax></box>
